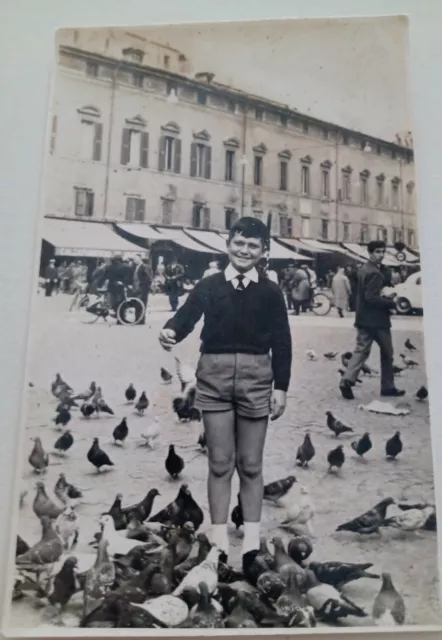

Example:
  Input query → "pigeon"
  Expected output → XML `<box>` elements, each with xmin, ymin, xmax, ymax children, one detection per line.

<box><xmin>113</xmin><ymin>418</ymin><xmax>129</xmax><ymax>445</ymax></box>
<box><xmin>73</xmin><ymin>381</ymin><xmax>96</xmax><ymax>401</ymax></box>
<box><xmin>263</xmin><ymin>475</ymin><xmax>296</xmax><ymax>505</ymax></box>
<box><xmin>51</xmin><ymin>373</ymin><xmax>73</xmax><ymax>399</ymax></box>
<box><xmin>280</xmin><ymin>487</ymin><xmax>315</xmax><ymax>535</ymax></box>
<box><xmin>393</xmin><ymin>365</ymin><xmax>405</xmax><ymax>375</ymax></box>
<box><xmin>386</xmin><ymin>432</ymin><xmax>403</xmax><ymax>460</ymax></box>
<box><xmin>121</xmin><ymin>488</ymin><xmax>160</xmax><ymax>522</ymax></box>
<box><xmin>187</xmin><ymin>580</ymin><xmax>224</xmax><ymax>628</ymax></box>
<box><xmin>296</xmin><ymin>432</ymin><xmax>315</xmax><ymax>467</ymax></box>
<box><xmin>400</xmin><ymin>353</ymin><xmax>418</xmax><ymax>367</ymax></box>
<box><xmin>56</xmin><ymin>397</ymin><xmax>78</xmax><ymax>411</ymax></box>
<box><xmin>87</xmin><ymin>437</ymin><xmax>114</xmax><ymax>472</ymax></box>
<box><xmin>416</xmin><ymin>385</ymin><xmax>428</xmax><ymax>401</ymax></box>
<box><xmin>83</xmin><ymin>537</ymin><xmax>116</xmax><ymax>616</ymax></box>
<box><xmin>173</xmin><ymin>392</ymin><xmax>201</xmax><ymax>422</ymax></box>
<box><xmin>165</xmin><ymin>444</ymin><xmax>185</xmax><ymax>480</ymax></box>
<box><xmin>135</xmin><ymin>391</ymin><xmax>149</xmax><ymax>414</ymax></box>
<box><xmin>325</xmin><ymin>411</ymin><xmax>353</xmax><ymax>437</ymax></box>
<box><xmin>336</xmin><ymin>497</ymin><xmax>395</xmax><ymax>535</ymax></box>
<box><xmin>16</xmin><ymin>516</ymin><xmax>64</xmax><ymax>568</ymax></box>
<box><xmin>306</xmin><ymin>350</ymin><xmax>318</xmax><ymax>361</ymax></box>
<box><xmin>54</xmin><ymin>430</ymin><xmax>74</xmax><ymax>455</ymax></box>
<box><xmin>149</xmin><ymin>484</ymin><xmax>204</xmax><ymax>531</ymax></box>
<box><xmin>382</xmin><ymin>506</ymin><xmax>434</xmax><ymax>532</ymax></box>
<box><xmin>327</xmin><ymin>445</ymin><xmax>345</xmax><ymax>474</ymax></box>
<box><xmin>91</xmin><ymin>387</ymin><xmax>114</xmax><ymax>415</ymax></box>
<box><xmin>28</xmin><ymin>437</ymin><xmax>49</xmax><ymax>473</ymax></box>
<box><xmin>125</xmin><ymin>383</ymin><xmax>137</xmax><ymax>402</ymax></box>
<box><xmin>33</xmin><ymin>481</ymin><xmax>64</xmax><ymax>521</ymax></box>
<box><xmin>55</xmin><ymin>505</ymin><xmax>80</xmax><ymax>550</ymax></box>
<box><xmin>80</xmin><ymin>402</ymin><xmax>96</xmax><ymax>418</ymax></box>
<box><xmin>197</xmin><ymin>431</ymin><xmax>207</xmax><ymax>453</ymax></box>
<box><xmin>47</xmin><ymin>556</ymin><xmax>79</xmax><ymax>611</ymax></box>
<box><xmin>230</xmin><ymin>493</ymin><xmax>244</xmax><ymax>531</ymax></box>
<box><xmin>309</xmin><ymin>561</ymin><xmax>379</xmax><ymax>589</ymax></box>
<box><xmin>405</xmin><ymin>338</ymin><xmax>417</xmax><ymax>351</ymax></box>
<box><xmin>175</xmin><ymin>356</ymin><xmax>197</xmax><ymax>393</ymax></box>
<box><xmin>140</xmin><ymin>418</ymin><xmax>161</xmax><ymax>448</ymax></box>
<box><xmin>351</xmin><ymin>433</ymin><xmax>372</xmax><ymax>458</ymax></box>
<box><xmin>160</xmin><ymin>367</ymin><xmax>173</xmax><ymax>384</ymax></box>
<box><xmin>54</xmin><ymin>407</ymin><xmax>71</xmax><ymax>428</ymax></box>
<box><xmin>305</xmin><ymin>570</ymin><xmax>367</xmax><ymax>622</ymax></box>
<box><xmin>54</xmin><ymin>473</ymin><xmax>83</xmax><ymax>505</ymax></box>
<box><xmin>372</xmin><ymin>572</ymin><xmax>406</xmax><ymax>625</ymax></box>
<box><xmin>103</xmin><ymin>493</ymin><xmax>127</xmax><ymax>531</ymax></box>
<box><xmin>287</xmin><ymin>535</ymin><xmax>313</xmax><ymax>564</ymax></box>
<box><xmin>324</xmin><ymin>352</ymin><xmax>338</xmax><ymax>360</ymax></box>
<box><xmin>173</xmin><ymin>546</ymin><xmax>220</xmax><ymax>596</ymax></box>
<box><xmin>16</xmin><ymin>535</ymin><xmax>30</xmax><ymax>557</ymax></box>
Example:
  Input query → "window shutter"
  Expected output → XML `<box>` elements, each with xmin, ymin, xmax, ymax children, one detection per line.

<box><xmin>93</xmin><ymin>123</ymin><xmax>103</xmax><ymax>161</ymax></box>
<box><xmin>50</xmin><ymin>115</ymin><xmax>57</xmax><ymax>154</ymax></box>
<box><xmin>174</xmin><ymin>138</ymin><xmax>182</xmax><ymax>174</ymax></box>
<box><xmin>126</xmin><ymin>198</ymin><xmax>135</xmax><ymax>221</ymax></box>
<box><xmin>140</xmin><ymin>132</ymin><xmax>149</xmax><ymax>168</ymax></box>
<box><xmin>121</xmin><ymin>128</ymin><xmax>131</xmax><ymax>165</ymax></box>
<box><xmin>203</xmin><ymin>207</ymin><xmax>211</xmax><ymax>229</ymax></box>
<box><xmin>158</xmin><ymin>135</ymin><xmax>166</xmax><ymax>171</ymax></box>
<box><xmin>204</xmin><ymin>145</ymin><xmax>212</xmax><ymax>179</ymax></box>
<box><xmin>136</xmin><ymin>199</ymin><xmax>145</xmax><ymax>221</ymax></box>
<box><xmin>190</xmin><ymin>142</ymin><xmax>198</xmax><ymax>177</ymax></box>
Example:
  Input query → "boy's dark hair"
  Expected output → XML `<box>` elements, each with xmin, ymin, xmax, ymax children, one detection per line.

<box><xmin>367</xmin><ymin>240</ymin><xmax>386</xmax><ymax>253</ymax></box>
<box><xmin>228</xmin><ymin>216</ymin><xmax>270</xmax><ymax>250</ymax></box>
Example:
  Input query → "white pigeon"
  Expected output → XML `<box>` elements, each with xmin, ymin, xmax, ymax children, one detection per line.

<box><xmin>382</xmin><ymin>506</ymin><xmax>434</xmax><ymax>532</ymax></box>
<box><xmin>140</xmin><ymin>418</ymin><xmax>161</xmax><ymax>448</ymax></box>
<box><xmin>306</xmin><ymin>350</ymin><xmax>318</xmax><ymax>362</ymax></box>
<box><xmin>55</xmin><ymin>506</ymin><xmax>80</xmax><ymax>550</ymax></box>
<box><xmin>175</xmin><ymin>357</ymin><xmax>196</xmax><ymax>394</ymax></box>
<box><xmin>99</xmin><ymin>515</ymin><xmax>164</xmax><ymax>557</ymax></box>
<box><xmin>280</xmin><ymin>487</ymin><xmax>315</xmax><ymax>535</ymax></box>
<box><xmin>173</xmin><ymin>545</ymin><xmax>220</xmax><ymax>596</ymax></box>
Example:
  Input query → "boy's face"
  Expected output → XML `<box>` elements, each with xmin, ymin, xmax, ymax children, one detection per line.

<box><xmin>227</xmin><ymin>232</ymin><xmax>265</xmax><ymax>272</ymax></box>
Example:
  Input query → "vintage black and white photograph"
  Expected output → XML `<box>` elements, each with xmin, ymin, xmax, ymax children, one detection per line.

<box><xmin>4</xmin><ymin>15</ymin><xmax>440</xmax><ymax>633</ymax></box>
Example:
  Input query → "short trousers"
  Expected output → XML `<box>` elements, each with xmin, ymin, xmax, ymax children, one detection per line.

<box><xmin>194</xmin><ymin>352</ymin><xmax>273</xmax><ymax>419</ymax></box>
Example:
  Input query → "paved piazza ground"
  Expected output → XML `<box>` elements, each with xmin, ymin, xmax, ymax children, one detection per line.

<box><xmin>7</xmin><ymin>293</ymin><xmax>441</xmax><ymax>629</ymax></box>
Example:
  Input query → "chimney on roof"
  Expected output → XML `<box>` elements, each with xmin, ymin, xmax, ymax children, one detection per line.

<box><xmin>195</xmin><ymin>71</ymin><xmax>215</xmax><ymax>84</ymax></box>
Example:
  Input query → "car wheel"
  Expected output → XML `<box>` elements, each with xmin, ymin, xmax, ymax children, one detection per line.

<box><xmin>396</xmin><ymin>297</ymin><xmax>412</xmax><ymax>314</ymax></box>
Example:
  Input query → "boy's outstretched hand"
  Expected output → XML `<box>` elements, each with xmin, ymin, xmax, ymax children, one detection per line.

<box><xmin>270</xmin><ymin>389</ymin><xmax>287</xmax><ymax>421</ymax></box>
<box><xmin>159</xmin><ymin>328</ymin><xmax>177</xmax><ymax>351</ymax></box>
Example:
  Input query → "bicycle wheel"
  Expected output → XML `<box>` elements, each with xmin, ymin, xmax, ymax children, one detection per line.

<box><xmin>83</xmin><ymin>298</ymin><xmax>110</xmax><ymax>324</ymax></box>
<box><xmin>311</xmin><ymin>292</ymin><xmax>332</xmax><ymax>316</ymax></box>
<box><xmin>117</xmin><ymin>297</ymin><xmax>146</xmax><ymax>326</ymax></box>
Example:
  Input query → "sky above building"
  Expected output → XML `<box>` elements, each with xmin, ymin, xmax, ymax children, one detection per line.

<box><xmin>122</xmin><ymin>16</ymin><xmax>410</xmax><ymax>143</ymax></box>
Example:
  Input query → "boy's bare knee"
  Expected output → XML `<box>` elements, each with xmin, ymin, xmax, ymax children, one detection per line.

<box><xmin>236</xmin><ymin>456</ymin><xmax>263</xmax><ymax>480</ymax></box>
<box><xmin>209</xmin><ymin>454</ymin><xmax>235</xmax><ymax>479</ymax></box>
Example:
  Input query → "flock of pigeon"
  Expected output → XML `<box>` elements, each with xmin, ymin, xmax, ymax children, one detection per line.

<box><xmin>11</xmin><ymin>336</ymin><xmax>436</xmax><ymax>630</ymax></box>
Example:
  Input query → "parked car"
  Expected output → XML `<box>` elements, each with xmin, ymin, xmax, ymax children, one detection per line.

<box><xmin>394</xmin><ymin>271</ymin><xmax>423</xmax><ymax>314</ymax></box>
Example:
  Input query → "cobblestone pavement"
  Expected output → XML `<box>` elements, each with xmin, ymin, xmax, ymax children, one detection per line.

<box><xmin>7</xmin><ymin>294</ymin><xmax>440</xmax><ymax>629</ymax></box>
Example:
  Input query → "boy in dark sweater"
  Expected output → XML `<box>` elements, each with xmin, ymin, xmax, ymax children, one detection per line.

<box><xmin>159</xmin><ymin>217</ymin><xmax>292</xmax><ymax>567</ymax></box>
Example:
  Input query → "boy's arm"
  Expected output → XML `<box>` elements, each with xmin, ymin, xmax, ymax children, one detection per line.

<box><xmin>163</xmin><ymin>280</ymin><xmax>206</xmax><ymax>343</ymax></box>
<box><xmin>364</xmin><ymin>272</ymin><xmax>396</xmax><ymax>309</ymax></box>
<box><xmin>270</xmin><ymin>288</ymin><xmax>292</xmax><ymax>391</ymax></box>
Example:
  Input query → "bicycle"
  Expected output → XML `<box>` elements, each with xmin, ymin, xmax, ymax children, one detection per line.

<box><xmin>81</xmin><ymin>284</ymin><xmax>146</xmax><ymax>326</ymax></box>
<box><xmin>310</xmin><ymin>290</ymin><xmax>332</xmax><ymax>316</ymax></box>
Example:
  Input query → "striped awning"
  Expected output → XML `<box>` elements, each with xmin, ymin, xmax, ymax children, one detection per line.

<box><xmin>115</xmin><ymin>223</ymin><xmax>164</xmax><ymax>241</ymax></box>
<box><xmin>155</xmin><ymin>227</ymin><xmax>221</xmax><ymax>253</ymax></box>
<box><xmin>184</xmin><ymin>229</ymin><xmax>228</xmax><ymax>253</ymax></box>
<box><xmin>343</xmin><ymin>243</ymin><xmax>400</xmax><ymax>267</ymax></box>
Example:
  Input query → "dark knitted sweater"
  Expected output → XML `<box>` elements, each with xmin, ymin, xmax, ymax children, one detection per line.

<box><xmin>163</xmin><ymin>272</ymin><xmax>292</xmax><ymax>391</ymax></box>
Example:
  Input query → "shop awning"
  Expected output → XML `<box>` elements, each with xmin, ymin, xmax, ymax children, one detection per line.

<box><xmin>115</xmin><ymin>223</ymin><xmax>165</xmax><ymax>241</ymax></box>
<box><xmin>300</xmin><ymin>238</ymin><xmax>363</xmax><ymax>260</ymax></box>
<box><xmin>42</xmin><ymin>218</ymin><xmax>143</xmax><ymax>258</ymax></box>
<box><xmin>343</xmin><ymin>243</ymin><xmax>400</xmax><ymax>267</ymax></box>
<box><xmin>276</xmin><ymin>237</ymin><xmax>326</xmax><ymax>254</ymax></box>
<box><xmin>155</xmin><ymin>227</ymin><xmax>222</xmax><ymax>253</ymax></box>
<box><xmin>185</xmin><ymin>229</ymin><xmax>228</xmax><ymax>253</ymax></box>
<box><xmin>273</xmin><ymin>238</ymin><xmax>313</xmax><ymax>260</ymax></box>
<box><xmin>270</xmin><ymin>238</ymin><xmax>312</xmax><ymax>260</ymax></box>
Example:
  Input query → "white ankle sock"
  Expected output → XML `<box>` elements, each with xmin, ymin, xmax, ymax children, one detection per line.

<box><xmin>242</xmin><ymin>522</ymin><xmax>260</xmax><ymax>555</ymax></box>
<box><xmin>210</xmin><ymin>524</ymin><xmax>229</xmax><ymax>555</ymax></box>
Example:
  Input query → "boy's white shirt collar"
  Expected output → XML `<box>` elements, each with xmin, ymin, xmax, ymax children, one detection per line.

<box><xmin>224</xmin><ymin>263</ymin><xmax>259</xmax><ymax>288</ymax></box>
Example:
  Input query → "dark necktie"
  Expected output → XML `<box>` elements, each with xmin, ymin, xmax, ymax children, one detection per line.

<box><xmin>236</xmin><ymin>274</ymin><xmax>246</xmax><ymax>291</ymax></box>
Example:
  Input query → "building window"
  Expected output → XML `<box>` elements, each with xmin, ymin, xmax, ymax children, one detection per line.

<box><xmin>227</xmin><ymin>99</ymin><xmax>236</xmax><ymax>113</ymax></box>
<box><xmin>406</xmin><ymin>182</ymin><xmax>414</xmax><ymax>212</ymax></box>
<box><xmin>321</xmin><ymin>170</ymin><xmax>330</xmax><ymax>198</ymax></box>
<box><xmin>376</xmin><ymin>180</ymin><xmax>384</xmax><ymax>206</ymax></box>
<box><xmin>81</xmin><ymin>121</ymin><xmax>103</xmax><ymax>161</ymax></box>
<box><xmin>164</xmin><ymin>55</ymin><xmax>170</xmax><ymax>69</ymax></box>
<box><xmin>301</xmin><ymin>165</ymin><xmax>310</xmax><ymax>195</ymax></box>
<box><xmin>159</xmin><ymin>134</ymin><xmax>181</xmax><ymax>173</ymax></box>
<box><xmin>121</xmin><ymin>129</ymin><xmax>149</xmax><ymax>168</ymax></box>
<box><xmin>279</xmin><ymin>161</ymin><xmax>288</xmax><ymax>191</ymax></box>
<box><xmin>225</xmin><ymin>149</ymin><xmax>236</xmax><ymax>182</ymax></box>
<box><xmin>85</xmin><ymin>61</ymin><xmax>99</xmax><ymax>77</ymax></box>
<box><xmin>132</xmin><ymin>72</ymin><xmax>143</xmax><ymax>88</ymax></box>
<box><xmin>74</xmin><ymin>188</ymin><xmax>94</xmax><ymax>217</ymax></box>
<box><xmin>126</xmin><ymin>197</ymin><xmax>145</xmax><ymax>221</ymax></box>
<box><xmin>360</xmin><ymin>177</ymin><xmax>368</xmax><ymax>205</ymax></box>
<box><xmin>279</xmin><ymin>215</ymin><xmax>293</xmax><ymax>238</ymax></box>
<box><xmin>280</xmin><ymin>114</ymin><xmax>288</xmax><ymax>126</ymax></box>
<box><xmin>321</xmin><ymin>219</ymin><xmax>329</xmax><ymax>240</ymax></box>
<box><xmin>323</xmin><ymin>128</ymin><xmax>329</xmax><ymax>140</ymax></box>
<box><xmin>301</xmin><ymin>216</ymin><xmax>311</xmax><ymax>238</ymax></box>
<box><xmin>360</xmin><ymin>224</ymin><xmax>369</xmax><ymax>243</ymax></box>
<box><xmin>343</xmin><ymin>222</ymin><xmax>350</xmax><ymax>242</ymax></box>
<box><xmin>254</xmin><ymin>155</ymin><xmax>263</xmax><ymax>186</ymax></box>
<box><xmin>197</xmin><ymin>91</ymin><xmax>207</xmax><ymax>105</ymax></box>
<box><xmin>377</xmin><ymin>227</ymin><xmax>388</xmax><ymax>243</ymax></box>
<box><xmin>167</xmin><ymin>80</ymin><xmax>178</xmax><ymax>96</ymax></box>
<box><xmin>408</xmin><ymin>229</ymin><xmax>415</xmax><ymax>246</ymax></box>
<box><xmin>255</xmin><ymin>107</ymin><xmax>263</xmax><ymax>120</ymax></box>
<box><xmin>302</xmin><ymin>121</ymin><xmax>309</xmax><ymax>134</ymax></box>
<box><xmin>162</xmin><ymin>199</ymin><xmax>173</xmax><ymax>225</ymax></box>
<box><xmin>50</xmin><ymin>115</ymin><xmax>57</xmax><ymax>155</ymax></box>
<box><xmin>190</xmin><ymin>143</ymin><xmax>211</xmax><ymax>178</ymax></box>
<box><xmin>225</xmin><ymin>208</ymin><xmax>237</xmax><ymax>230</ymax></box>
<box><xmin>391</xmin><ymin>181</ymin><xmax>400</xmax><ymax>209</ymax></box>
<box><xmin>342</xmin><ymin>172</ymin><xmax>351</xmax><ymax>201</ymax></box>
<box><xmin>393</xmin><ymin>228</ymin><xmax>403</xmax><ymax>243</ymax></box>
<box><xmin>192</xmin><ymin>205</ymin><xmax>210</xmax><ymax>229</ymax></box>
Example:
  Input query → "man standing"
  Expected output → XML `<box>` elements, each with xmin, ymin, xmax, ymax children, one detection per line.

<box><xmin>203</xmin><ymin>261</ymin><xmax>221</xmax><ymax>278</ymax></box>
<box><xmin>340</xmin><ymin>240</ymin><xmax>404</xmax><ymax>400</ymax></box>
<box><xmin>44</xmin><ymin>259</ymin><xmax>58</xmax><ymax>297</ymax></box>
<box><xmin>133</xmin><ymin>254</ymin><xmax>152</xmax><ymax>324</ymax></box>
<box><xmin>331</xmin><ymin>267</ymin><xmax>351</xmax><ymax>318</ymax></box>
<box><xmin>165</xmin><ymin>256</ymin><xmax>185</xmax><ymax>312</ymax></box>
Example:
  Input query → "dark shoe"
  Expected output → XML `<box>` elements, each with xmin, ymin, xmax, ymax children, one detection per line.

<box><xmin>339</xmin><ymin>380</ymin><xmax>354</xmax><ymax>400</ymax></box>
<box><xmin>242</xmin><ymin>549</ymin><xmax>259</xmax><ymax>575</ymax></box>
<box><xmin>381</xmin><ymin>388</ymin><xmax>406</xmax><ymax>397</ymax></box>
